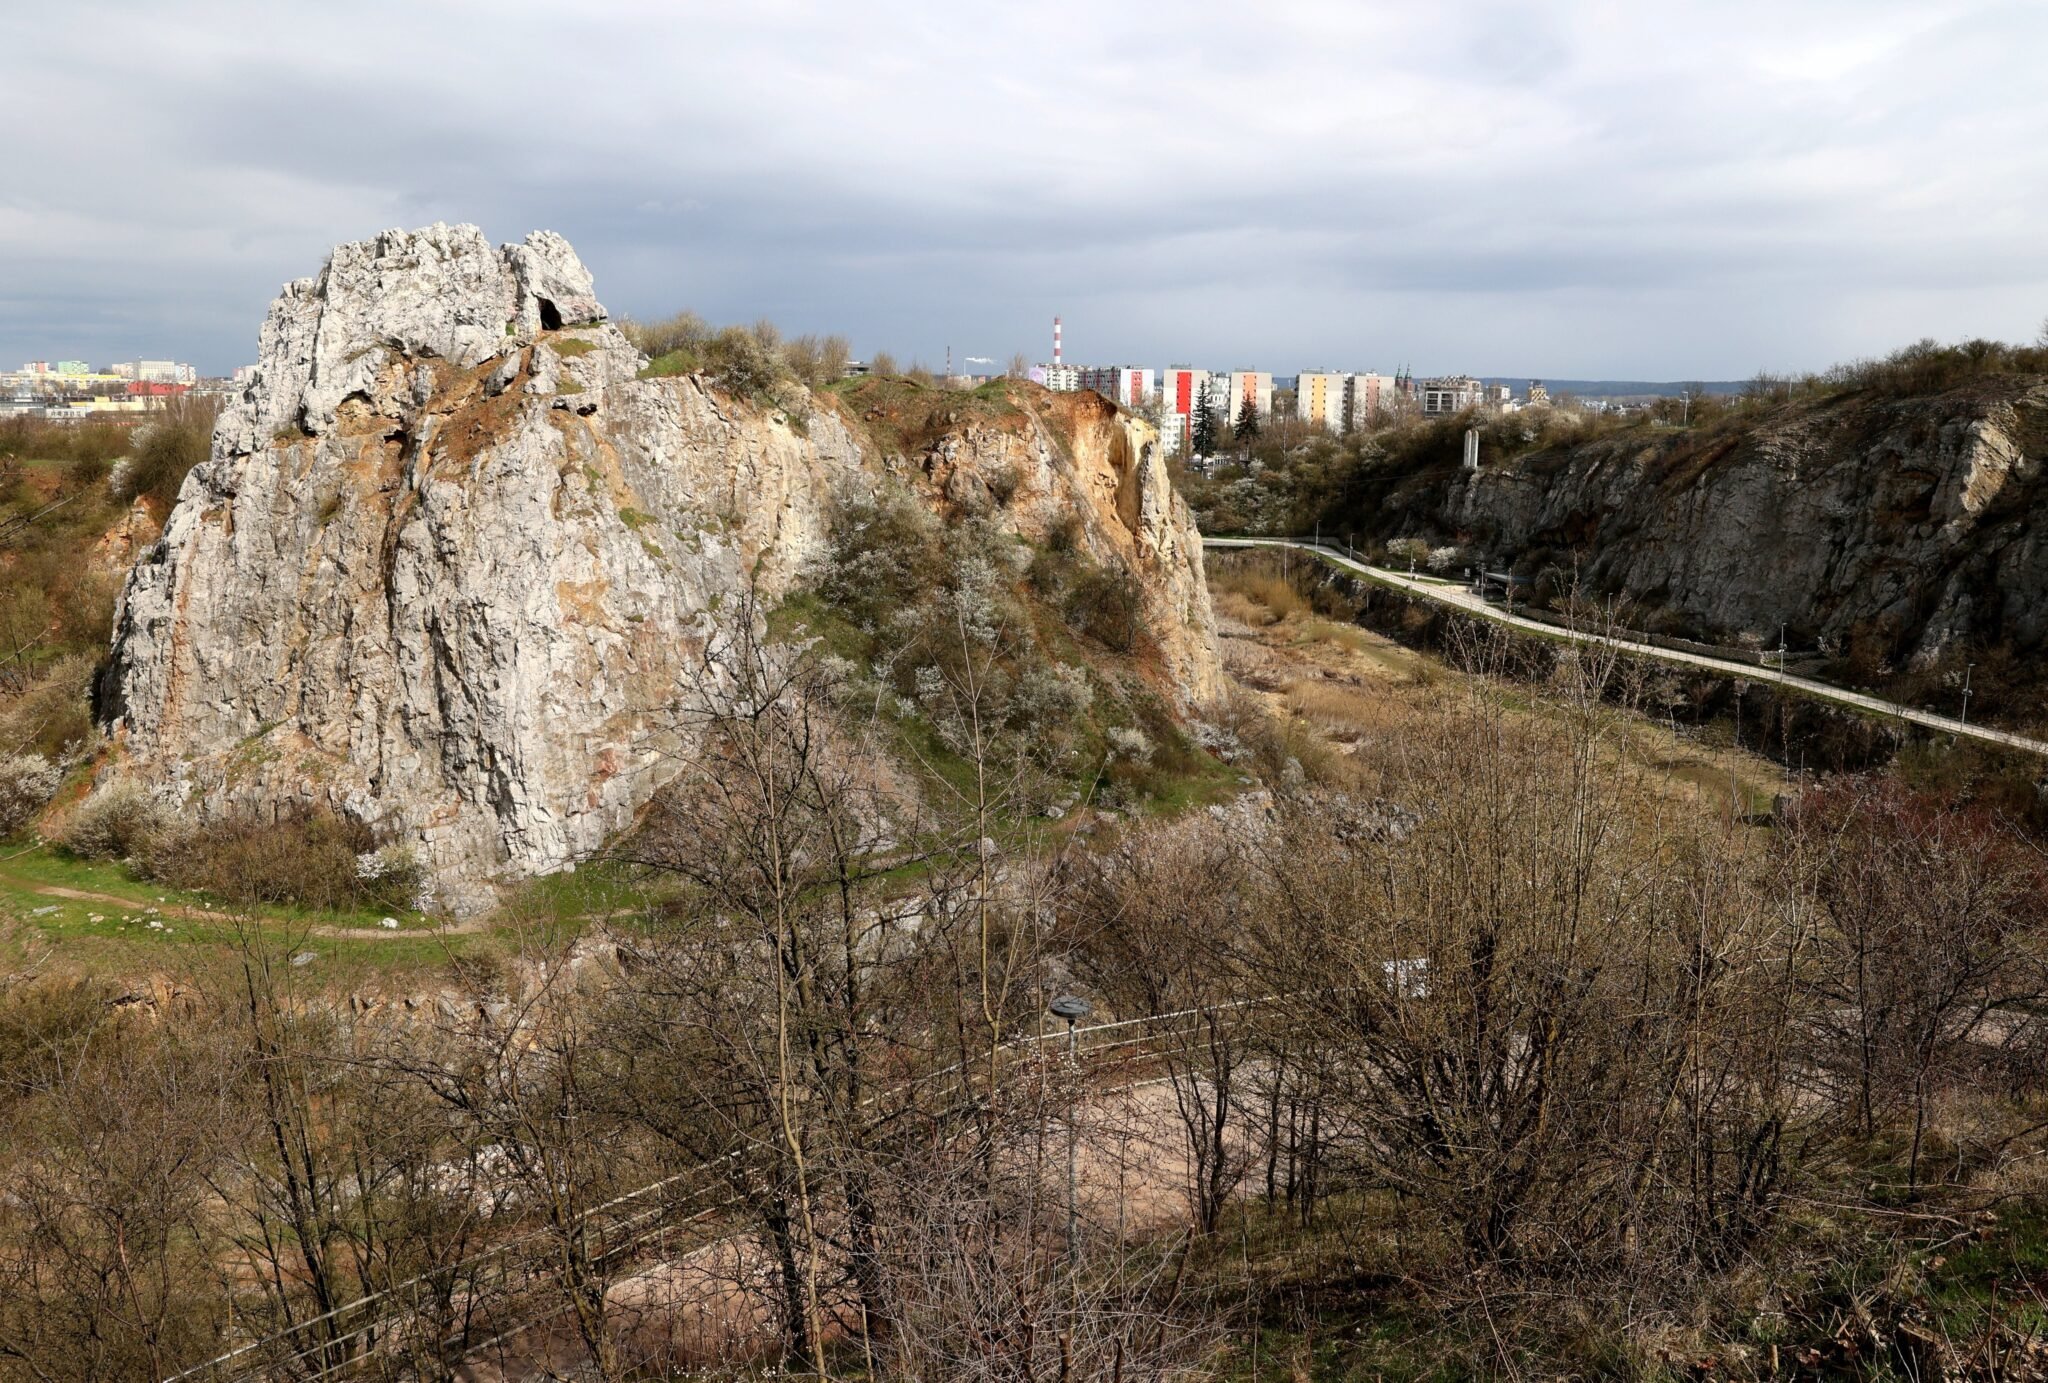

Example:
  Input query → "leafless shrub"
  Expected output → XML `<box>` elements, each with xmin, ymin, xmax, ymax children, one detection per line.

<box><xmin>143</xmin><ymin>807</ymin><xmax>424</xmax><ymax>913</ymax></box>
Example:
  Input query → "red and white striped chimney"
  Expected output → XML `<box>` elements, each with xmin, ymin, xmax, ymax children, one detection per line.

<box><xmin>1052</xmin><ymin>316</ymin><xmax>1062</xmax><ymax>366</ymax></box>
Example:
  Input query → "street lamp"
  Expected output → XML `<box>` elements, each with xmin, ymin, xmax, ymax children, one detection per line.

<box><xmin>1048</xmin><ymin>994</ymin><xmax>1093</xmax><ymax>1269</ymax></box>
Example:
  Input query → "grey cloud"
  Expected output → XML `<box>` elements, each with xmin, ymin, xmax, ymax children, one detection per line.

<box><xmin>3</xmin><ymin>0</ymin><xmax>2047</xmax><ymax>379</ymax></box>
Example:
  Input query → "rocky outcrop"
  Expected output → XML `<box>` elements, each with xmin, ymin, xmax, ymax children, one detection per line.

<box><xmin>98</xmin><ymin>224</ymin><xmax>1218</xmax><ymax>911</ymax></box>
<box><xmin>891</xmin><ymin>386</ymin><xmax>1219</xmax><ymax>702</ymax></box>
<box><xmin>1350</xmin><ymin>387</ymin><xmax>2048</xmax><ymax>672</ymax></box>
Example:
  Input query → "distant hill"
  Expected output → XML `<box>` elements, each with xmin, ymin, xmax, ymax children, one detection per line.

<box><xmin>1481</xmin><ymin>377</ymin><xmax>1749</xmax><ymax>400</ymax></box>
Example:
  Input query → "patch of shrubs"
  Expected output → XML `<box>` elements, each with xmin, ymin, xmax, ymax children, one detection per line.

<box><xmin>0</xmin><ymin>654</ymin><xmax>98</xmax><ymax>760</ymax></box>
<box><xmin>113</xmin><ymin>397</ymin><xmax>217</xmax><ymax>508</ymax></box>
<box><xmin>624</xmin><ymin>312</ymin><xmax>850</xmax><ymax>399</ymax></box>
<box><xmin>61</xmin><ymin>786</ymin><xmax>424</xmax><ymax>913</ymax></box>
<box><xmin>145</xmin><ymin>810</ymin><xmax>424</xmax><ymax>914</ymax></box>
<box><xmin>814</xmin><ymin>487</ymin><xmax>954</xmax><ymax>629</ymax></box>
<box><xmin>1063</xmin><ymin>566</ymin><xmax>1144</xmax><ymax>653</ymax></box>
<box><xmin>59</xmin><ymin>779</ymin><xmax>165</xmax><ymax>860</ymax></box>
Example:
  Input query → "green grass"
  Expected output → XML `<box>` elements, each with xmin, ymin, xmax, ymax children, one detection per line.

<box><xmin>549</xmin><ymin>337</ymin><xmax>598</xmax><ymax>358</ymax></box>
<box><xmin>638</xmin><ymin>349</ymin><xmax>699</xmax><ymax>380</ymax></box>
<box><xmin>502</xmin><ymin>856</ymin><xmax>670</xmax><ymax>927</ymax></box>
<box><xmin>0</xmin><ymin>840</ymin><xmax>481</xmax><ymax>981</ymax></box>
<box><xmin>1922</xmin><ymin>1200</ymin><xmax>2048</xmax><ymax>1338</ymax></box>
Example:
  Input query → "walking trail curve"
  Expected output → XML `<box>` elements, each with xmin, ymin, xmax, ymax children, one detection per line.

<box><xmin>0</xmin><ymin>861</ymin><xmax>489</xmax><ymax>940</ymax></box>
<box><xmin>1205</xmin><ymin>537</ymin><xmax>2048</xmax><ymax>761</ymax></box>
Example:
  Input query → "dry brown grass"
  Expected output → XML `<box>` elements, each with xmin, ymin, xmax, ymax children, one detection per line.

<box><xmin>1208</xmin><ymin>563</ymin><xmax>1308</xmax><ymax>623</ymax></box>
<box><xmin>1282</xmin><ymin>677</ymin><xmax>1385</xmax><ymax>741</ymax></box>
<box><xmin>1211</xmin><ymin>578</ymin><xmax>1788</xmax><ymax>816</ymax></box>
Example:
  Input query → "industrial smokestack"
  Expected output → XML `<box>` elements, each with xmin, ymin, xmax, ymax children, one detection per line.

<box><xmin>1053</xmin><ymin>316</ymin><xmax>1062</xmax><ymax>366</ymax></box>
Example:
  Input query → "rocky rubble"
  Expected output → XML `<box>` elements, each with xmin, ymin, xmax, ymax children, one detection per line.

<box><xmin>96</xmin><ymin>224</ymin><xmax>1219</xmax><ymax>912</ymax></box>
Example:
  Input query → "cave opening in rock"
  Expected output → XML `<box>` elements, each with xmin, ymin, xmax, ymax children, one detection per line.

<box><xmin>538</xmin><ymin>298</ymin><xmax>563</xmax><ymax>331</ymax></box>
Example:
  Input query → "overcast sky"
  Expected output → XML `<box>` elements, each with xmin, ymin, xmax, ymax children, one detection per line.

<box><xmin>5</xmin><ymin>1</ymin><xmax>2046</xmax><ymax>379</ymax></box>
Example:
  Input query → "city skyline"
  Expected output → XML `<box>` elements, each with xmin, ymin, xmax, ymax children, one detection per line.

<box><xmin>5</xmin><ymin>1</ymin><xmax>2046</xmax><ymax>378</ymax></box>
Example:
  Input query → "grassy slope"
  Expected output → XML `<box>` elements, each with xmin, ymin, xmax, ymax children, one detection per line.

<box><xmin>0</xmin><ymin>844</ymin><xmax>500</xmax><ymax>987</ymax></box>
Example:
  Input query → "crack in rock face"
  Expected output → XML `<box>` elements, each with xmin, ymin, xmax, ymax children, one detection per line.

<box><xmin>94</xmin><ymin>224</ymin><xmax>1221</xmax><ymax>914</ymax></box>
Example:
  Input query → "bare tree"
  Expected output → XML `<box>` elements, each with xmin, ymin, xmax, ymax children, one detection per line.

<box><xmin>1788</xmin><ymin>776</ymin><xmax>2048</xmax><ymax>1186</ymax></box>
<box><xmin>1068</xmin><ymin>818</ymin><xmax>1256</xmax><ymax>1235</ymax></box>
<box><xmin>0</xmin><ymin>1000</ymin><xmax>241</xmax><ymax>1382</ymax></box>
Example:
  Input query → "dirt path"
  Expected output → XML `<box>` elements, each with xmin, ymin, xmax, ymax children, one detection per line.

<box><xmin>0</xmin><ymin>871</ymin><xmax>489</xmax><ymax>939</ymax></box>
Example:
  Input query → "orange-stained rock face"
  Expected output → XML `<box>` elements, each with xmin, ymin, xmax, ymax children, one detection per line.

<box><xmin>89</xmin><ymin>496</ymin><xmax>162</xmax><ymax>576</ymax></box>
<box><xmin>869</xmin><ymin>382</ymin><xmax>1220</xmax><ymax>704</ymax></box>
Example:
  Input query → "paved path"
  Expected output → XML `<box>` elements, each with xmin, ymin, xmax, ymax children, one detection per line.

<box><xmin>1205</xmin><ymin>537</ymin><xmax>2048</xmax><ymax>761</ymax></box>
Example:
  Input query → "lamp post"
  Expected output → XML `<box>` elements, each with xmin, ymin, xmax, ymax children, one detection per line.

<box><xmin>1048</xmin><ymin>994</ymin><xmax>1093</xmax><ymax>1270</ymax></box>
<box><xmin>1962</xmin><ymin>662</ymin><xmax>1975</xmax><ymax>729</ymax></box>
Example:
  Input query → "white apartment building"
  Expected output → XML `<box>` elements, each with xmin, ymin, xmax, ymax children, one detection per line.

<box><xmin>1159</xmin><ymin>366</ymin><xmax>1210</xmax><ymax>455</ymax></box>
<box><xmin>1296</xmin><ymin>371</ymin><xmax>1348</xmax><ymax>433</ymax></box>
<box><xmin>106</xmin><ymin>360</ymin><xmax>199</xmax><ymax>385</ymax></box>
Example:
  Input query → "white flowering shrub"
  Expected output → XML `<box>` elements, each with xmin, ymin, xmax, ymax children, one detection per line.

<box><xmin>1105</xmin><ymin>726</ymin><xmax>1153</xmax><ymax>765</ymax></box>
<box><xmin>0</xmin><ymin>754</ymin><xmax>61</xmax><ymax>837</ymax></box>
<box><xmin>60</xmin><ymin>779</ymin><xmax>167</xmax><ymax>860</ymax></box>
<box><xmin>1385</xmin><ymin>537</ymin><xmax>1431</xmax><ymax>567</ymax></box>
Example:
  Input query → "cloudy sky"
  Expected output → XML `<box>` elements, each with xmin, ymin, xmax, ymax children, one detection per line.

<box><xmin>4</xmin><ymin>1</ymin><xmax>2045</xmax><ymax>379</ymax></box>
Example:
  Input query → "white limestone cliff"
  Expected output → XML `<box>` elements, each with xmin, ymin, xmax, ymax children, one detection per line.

<box><xmin>97</xmin><ymin>224</ymin><xmax>1218</xmax><ymax>911</ymax></box>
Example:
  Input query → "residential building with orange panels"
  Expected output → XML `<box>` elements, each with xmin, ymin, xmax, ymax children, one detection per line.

<box><xmin>1225</xmin><ymin>371</ymin><xmax>1272</xmax><ymax>427</ymax></box>
<box><xmin>1296</xmin><ymin>371</ymin><xmax>1347</xmax><ymax>432</ymax></box>
<box><xmin>1348</xmin><ymin>372</ymin><xmax>1406</xmax><ymax>427</ymax></box>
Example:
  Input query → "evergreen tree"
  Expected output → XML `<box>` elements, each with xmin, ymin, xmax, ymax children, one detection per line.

<box><xmin>1191</xmin><ymin>393</ymin><xmax>1218</xmax><ymax>455</ymax></box>
<box><xmin>1234</xmin><ymin>395</ymin><xmax>1260</xmax><ymax>440</ymax></box>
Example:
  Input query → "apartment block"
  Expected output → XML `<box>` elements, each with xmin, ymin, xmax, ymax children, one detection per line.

<box><xmin>1347</xmin><ymin>372</ymin><xmax>1404</xmax><ymax>427</ymax></box>
<box><xmin>1226</xmin><ymin>371</ymin><xmax>1273</xmax><ymax>427</ymax></box>
<box><xmin>1296</xmin><ymin>371</ymin><xmax>1347</xmax><ymax>432</ymax></box>
<box><xmin>1159</xmin><ymin>365</ymin><xmax>1210</xmax><ymax>455</ymax></box>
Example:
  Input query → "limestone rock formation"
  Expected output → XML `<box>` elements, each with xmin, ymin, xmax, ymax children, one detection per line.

<box><xmin>98</xmin><ymin>224</ymin><xmax>1218</xmax><ymax>910</ymax></box>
